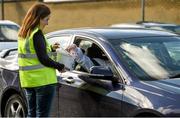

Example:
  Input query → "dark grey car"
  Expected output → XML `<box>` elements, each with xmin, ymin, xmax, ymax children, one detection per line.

<box><xmin>0</xmin><ymin>27</ymin><xmax>180</xmax><ymax>117</ymax></box>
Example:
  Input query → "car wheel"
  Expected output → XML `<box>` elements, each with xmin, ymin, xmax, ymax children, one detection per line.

<box><xmin>4</xmin><ymin>94</ymin><xmax>27</xmax><ymax>117</ymax></box>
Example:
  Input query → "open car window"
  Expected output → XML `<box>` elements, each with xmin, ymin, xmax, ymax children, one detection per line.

<box><xmin>73</xmin><ymin>37</ymin><xmax>113</xmax><ymax>73</ymax></box>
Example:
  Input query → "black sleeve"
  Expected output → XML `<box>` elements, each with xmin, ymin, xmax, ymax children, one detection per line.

<box><xmin>33</xmin><ymin>30</ymin><xmax>64</xmax><ymax>71</ymax></box>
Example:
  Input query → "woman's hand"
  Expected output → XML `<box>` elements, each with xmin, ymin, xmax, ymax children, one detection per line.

<box><xmin>52</xmin><ymin>42</ymin><xmax>60</xmax><ymax>50</ymax></box>
<box><xmin>59</xmin><ymin>68</ymin><xmax>66</xmax><ymax>73</ymax></box>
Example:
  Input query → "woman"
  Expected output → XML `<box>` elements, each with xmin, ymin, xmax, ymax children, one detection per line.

<box><xmin>18</xmin><ymin>2</ymin><xmax>65</xmax><ymax>117</ymax></box>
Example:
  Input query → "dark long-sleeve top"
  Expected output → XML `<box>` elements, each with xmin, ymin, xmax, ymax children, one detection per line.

<box><xmin>33</xmin><ymin>30</ymin><xmax>64</xmax><ymax>71</ymax></box>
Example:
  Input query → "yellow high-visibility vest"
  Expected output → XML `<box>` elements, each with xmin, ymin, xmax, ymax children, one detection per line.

<box><xmin>18</xmin><ymin>27</ymin><xmax>57</xmax><ymax>88</ymax></box>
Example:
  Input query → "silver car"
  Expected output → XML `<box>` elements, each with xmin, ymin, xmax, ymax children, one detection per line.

<box><xmin>0</xmin><ymin>20</ymin><xmax>19</xmax><ymax>51</ymax></box>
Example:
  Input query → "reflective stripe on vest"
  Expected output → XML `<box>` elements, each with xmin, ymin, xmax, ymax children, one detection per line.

<box><xmin>19</xmin><ymin>64</ymin><xmax>45</xmax><ymax>71</ymax></box>
<box><xmin>18</xmin><ymin>52</ymin><xmax>57</xmax><ymax>71</ymax></box>
<box><xmin>18</xmin><ymin>52</ymin><xmax>57</xmax><ymax>59</ymax></box>
<box><xmin>18</xmin><ymin>27</ymin><xmax>57</xmax><ymax>88</ymax></box>
<box><xmin>25</xmin><ymin>37</ymin><xmax>31</xmax><ymax>53</ymax></box>
<box><xmin>18</xmin><ymin>27</ymin><xmax>57</xmax><ymax>71</ymax></box>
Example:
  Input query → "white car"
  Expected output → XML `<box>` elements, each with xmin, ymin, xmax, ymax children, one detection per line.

<box><xmin>136</xmin><ymin>21</ymin><xmax>180</xmax><ymax>35</ymax></box>
<box><xmin>111</xmin><ymin>23</ymin><xmax>145</xmax><ymax>28</ymax></box>
<box><xmin>0</xmin><ymin>20</ymin><xmax>20</xmax><ymax>51</ymax></box>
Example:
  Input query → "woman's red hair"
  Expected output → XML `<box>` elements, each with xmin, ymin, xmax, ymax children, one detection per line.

<box><xmin>18</xmin><ymin>2</ymin><xmax>51</xmax><ymax>39</ymax></box>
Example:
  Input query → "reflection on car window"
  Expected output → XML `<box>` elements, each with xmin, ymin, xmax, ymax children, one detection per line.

<box><xmin>165</xmin><ymin>42</ymin><xmax>180</xmax><ymax>64</ymax></box>
<box><xmin>48</xmin><ymin>35</ymin><xmax>73</xmax><ymax>70</ymax></box>
<box><xmin>120</xmin><ymin>42</ymin><xmax>169</xmax><ymax>80</ymax></box>
<box><xmin>47</xmin><ymin>35</ymin><xmax>71</xmax><ymax>49</ymax></box>
<box><xmin>109</xmin><ymin>36</ymin><xmax>180</xmax><ymax>80</ymax></box>
<box><xmin>0</xmin><ymin>25</ymin><xmax>19</xmax><ymax>40</ymax></box>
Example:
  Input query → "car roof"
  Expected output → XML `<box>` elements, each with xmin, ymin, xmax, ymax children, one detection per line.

<box><xmin>0</xmin><ymin>20</ymin><xmax>20</xmax><ymax>27</ymax></box>
<box><xmin>47</xmin><ymin>27</ymin><xmax>178</xmax><ymax>39</ymax></box>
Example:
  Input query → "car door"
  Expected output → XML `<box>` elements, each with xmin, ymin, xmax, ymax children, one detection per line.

<box><xmin>46</xmin><ymin>34</ymin><xmax>73</xmax><ymax>116</ymax></box>
<box><xmin>57</xmin><ymin>36</ymin><xmax>124</xmax><ymax>117</ymax></box>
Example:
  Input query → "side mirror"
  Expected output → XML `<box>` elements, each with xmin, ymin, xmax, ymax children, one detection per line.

<box><xmin>88</xmin><ymin>66</ymin><xmax>116</xmax><ymax>81</ymax></box>
<box><xmin>90</xmin><ymin>66</ymin><xmax>113</xmax><ymax>77</ymax></box>
<box><xmin>78</xmin><ymin>66</ymin><xmax>120</xmax><ymax>83</ymax></box>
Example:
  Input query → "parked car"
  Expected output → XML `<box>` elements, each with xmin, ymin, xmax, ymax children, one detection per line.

<box><xmin>0</xmin><ymin>27</ymin><xmax>180</xmax><ymax>117</ymax></box>
<box><xmin>137</xmin><ymin>21</ymin><xmax>180</xmax><ymax>35</ymax></box>
<box><xmin>111</xmin><ymin>21</ymin><xmax>180</xmax><ymax>35</ymax></box>
<box><xmin>0</xmin><ymin>20</ymin><xmax>20</xmax><ymax>51</ymax></box>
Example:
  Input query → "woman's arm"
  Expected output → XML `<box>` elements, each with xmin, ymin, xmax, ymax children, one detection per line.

<box><xmin>33</xmin><ymin>30</ymin><xmax>64</xmax><ymax>71</ymax></box>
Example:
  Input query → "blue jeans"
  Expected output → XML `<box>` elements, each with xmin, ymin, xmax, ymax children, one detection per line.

<box><xmin>24</xmin><ymin>84</ymin><xmax>56</xmax><ymax>117</ymax></box>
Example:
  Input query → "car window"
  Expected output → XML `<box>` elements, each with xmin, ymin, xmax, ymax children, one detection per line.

<box><xmin>165</xmin><ymin>42</ymin><xmax>180</xmax><ymax>64</ymax></box>
<box><xmin>0</xmin><ymin>25</ymin><xmax>19</xmax><ymax>41</ymax></box>
<box><xmin>47</xmin><ymin>35</ymin><xmax>72</xmax><ymax>49</ymax></box>
<box><xmin>79</xmin><ymin>40</ymin><xmax>92</xmax><ymax>52</ymax></box>
<box><xmin>174</xmin><ymin>27</ymin><xmax>180</xmax><ymax>34</ymax></box>
<box><xmin>110</xmin><ymin>36</ymin><xmax>180</xmax><ymax>80</ymax></box>
<box><xmin>47</xmin><ymin>35</ymin><xmax>74</xmax><ymax>70</ymax></box>
<box><xmin>73</xmin><ymin>37</ymin><xmax>114</xmax><ymax>73</ymax></box>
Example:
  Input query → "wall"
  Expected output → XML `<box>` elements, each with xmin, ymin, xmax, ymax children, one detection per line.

<box><xmin>3</xmin><ymin>0</ymin><xmax>180</xmax><ymax>33</ymax></box>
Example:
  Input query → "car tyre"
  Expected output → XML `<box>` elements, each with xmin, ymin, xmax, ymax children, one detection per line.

<box><xmin>4</xmin><ymin>94</ymin><xmax>27</xmax><ymax>117</ymax></box>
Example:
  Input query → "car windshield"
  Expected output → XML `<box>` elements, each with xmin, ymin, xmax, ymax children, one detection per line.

<box><xmin>161</xmin><ymin>26</ymin><xmax>180</xmax><ymax>35</ymax></box>
<box><xmin>0</xmin><ymin>24</ymin><xmax>19</xmax><ymax>40</ymax></box>
<box><xmin>109</xmin><ymin>36</ymin><xmax>180</xmax><ymax>80</ymax></box>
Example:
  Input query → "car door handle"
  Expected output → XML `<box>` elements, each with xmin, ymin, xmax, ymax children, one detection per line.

<box><xmin>63</xmin><ymin>77</ymin><xmax>75</xmax><ymax>84</ymax></box>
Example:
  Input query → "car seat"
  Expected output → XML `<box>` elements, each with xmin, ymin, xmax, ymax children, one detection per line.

<box><xmin>86</xmin><ymin>43</ymin><xmax>107</xmax><ymax>66</ymax></box>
